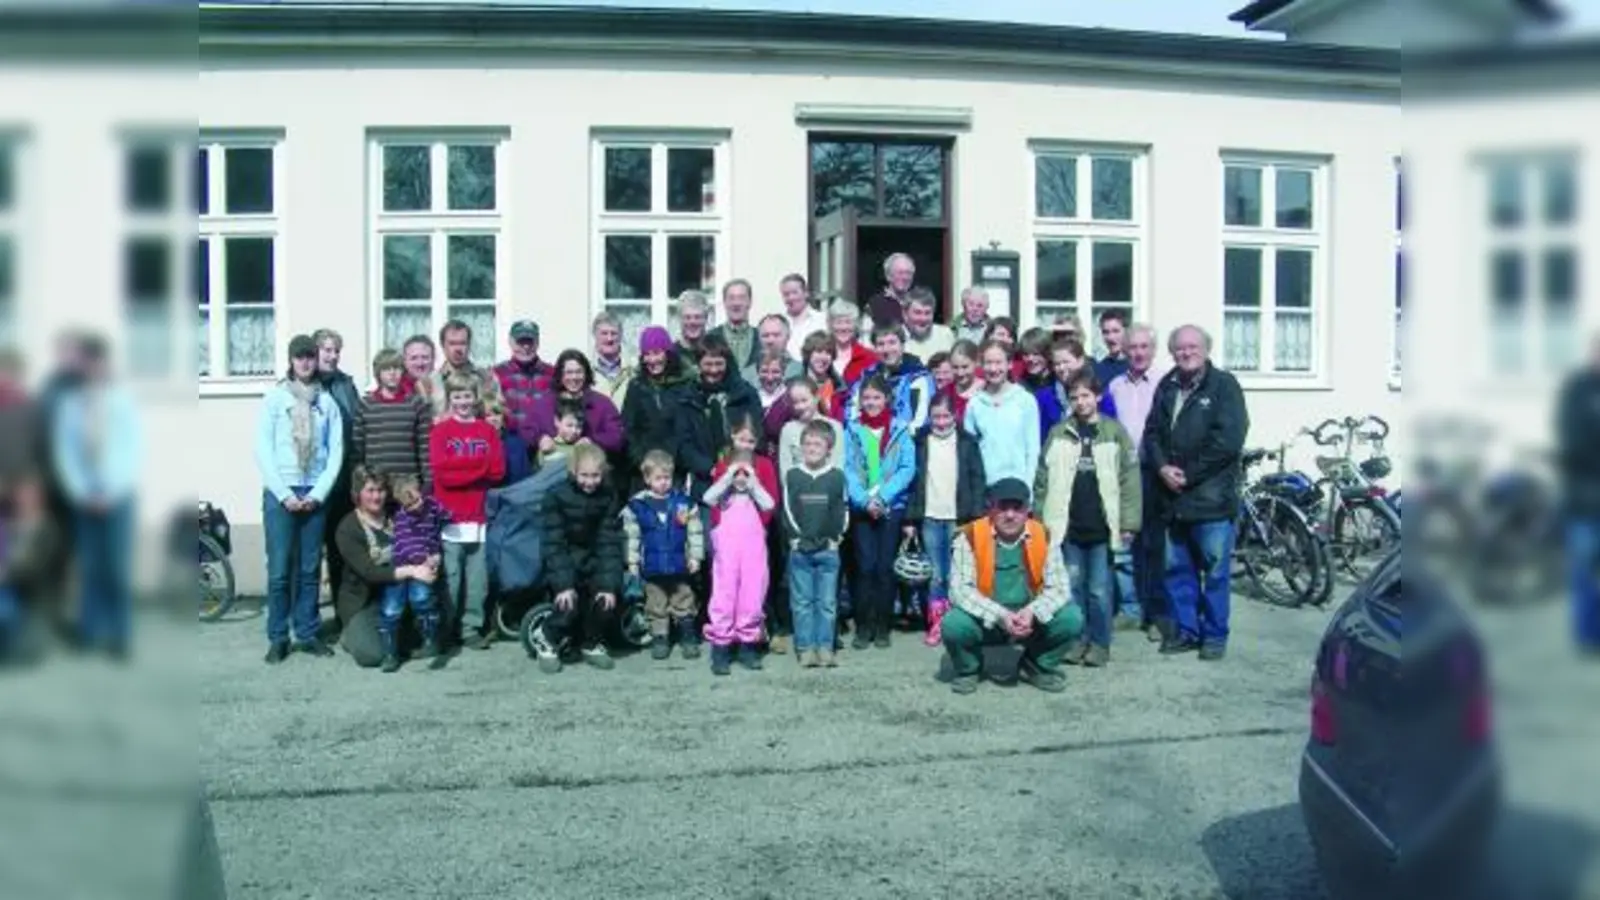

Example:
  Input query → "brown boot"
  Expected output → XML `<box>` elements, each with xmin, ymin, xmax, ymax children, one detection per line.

<box><xmin>769</xmin><ymin>634</ymin><xmax>791</xmax><ymax>655</ymax></box>
<box><xmin>1063</xmin><ymin>642</ymin><xmax>1089</xmax><ymax>666</ymax></box>
<box><xmin>1083</xmin><ymin>645</ymin><xmax>1110</xmax><ymax>668</ymax></box>
<box><xmin>802</xmin><ymin>650</ymin><xmax>821</xmax><ymax>669</ymax></box>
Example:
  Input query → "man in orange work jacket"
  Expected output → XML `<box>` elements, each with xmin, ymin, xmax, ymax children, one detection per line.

<box><xmin>942</xmin><ymin>477</ymin><xmax>1084</xmax><ymax>695</ymax></box>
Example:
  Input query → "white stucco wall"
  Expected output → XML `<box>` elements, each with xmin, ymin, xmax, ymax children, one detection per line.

<box><xmin>181</xmin><ymin>51</ymin><xmax>1402</xmax><ymax>535</ymax></box>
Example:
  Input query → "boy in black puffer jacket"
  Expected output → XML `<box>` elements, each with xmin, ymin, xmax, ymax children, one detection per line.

<box><xmin>531</xmin><ymin>443</ymin><xmax>625</xmax><ymax>673</ymax></box>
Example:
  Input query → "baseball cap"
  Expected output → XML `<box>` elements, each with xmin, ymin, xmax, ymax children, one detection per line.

<box><xmin>986</xmin><ymin>478</ymin><xmax>1031</xmax><ymax>507</ymax></box>
<box><xmin>509</xmin><ymin>320</ymin><xmax>540</xmax><ymax>341</ymax></box>
<box><xmin>287</xmin><ymin>334</ymin><xmax>317</xmax><ymax>360</ymax></box>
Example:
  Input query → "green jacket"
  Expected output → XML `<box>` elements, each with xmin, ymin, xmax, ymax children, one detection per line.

<box><xmin>1034</xmin><ymin>416</ymin><xmax>1141</xmax><ymax>542</ymax></box>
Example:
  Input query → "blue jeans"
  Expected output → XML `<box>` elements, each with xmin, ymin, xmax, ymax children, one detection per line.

<box><xmin>1113</xmin><ymin>540</ymin><xmax>1139</xmax><ymax>620</ymax></box>
<box><xmin>262</xmin><ymin>488</ymin><xmax>326</xmax><ymax>644</ymax></box>
<box><xmin>73</xmin><ymin>500</ymin><xmax>136</xmax><ymax>651</ymax></box>
<box><xmin>1164</xmin><ymin>519</ymin><xmax>1236</xmax><ymax>648</ymax></box>
<box><xmin>1568</xmin><ymin>517</ymin><xmax>1600</xmax><ymax>649</ymax></box>
<box><xmin>1063</xmin><ymin>540</ymin><xmax>1114</xmax><ymax>649</ymax></box>
<box><xmin>379</xmin><ymin>579</ymin><xmax>439</xmax><ymax>635</ymax></box>
<box><xmin>922</xmin><ymin>519</ymin><xmax>956</xmax><ymax>601</ymax></box>
<box><xmin>788</xmin><ymin>548</ymin><xmax>841</xmax><ymax>654</ymax></box>
<box><xmin>0</xmin><ymin>586</ymin><xmax>20</xmax><ymax>657</ymax></box>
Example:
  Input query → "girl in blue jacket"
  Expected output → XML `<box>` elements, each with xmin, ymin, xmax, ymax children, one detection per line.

<box><xmin>843</xmin><ymin>376</ymin><xmax>917</xmax><ymax>650</ymax></box>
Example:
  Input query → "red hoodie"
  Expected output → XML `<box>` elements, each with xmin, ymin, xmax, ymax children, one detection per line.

<box><xmin>428</xmin><ymin>416</ymin><xmax>506</xmax><ymax>526</ymax></box>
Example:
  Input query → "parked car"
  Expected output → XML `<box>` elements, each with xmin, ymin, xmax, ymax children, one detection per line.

<box><xmin>1299</xmin><ymin>549</ymin><xmax>1501</xmax><ymax>899</ymax></box>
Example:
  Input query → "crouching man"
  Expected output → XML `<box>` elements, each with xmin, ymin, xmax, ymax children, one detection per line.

<box><xmin>942</xmin><ymin>477</ymin><xmax>1084</xmax><ymax>694</ymax></box>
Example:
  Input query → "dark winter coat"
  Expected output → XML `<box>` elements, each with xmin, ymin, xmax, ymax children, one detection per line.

<box><xmin>621</xmin><ymin>367</ymin><xmax>690</xmax><ymax>485</ymax></box>
<box><xmin>674</xmin><ymin>372</ymin><xmax>762</xmax><ymax>501</ymax></box>
<box><xmin>540</xmin><ymin>477</ymin><xmax>625</xmax><ymax>596</ymax></box>
<box><xmin>332</xmin><ymin>511</ymin><xmax>400</xmax><ymax>627</ymax></box>
<box><xmin>906</xmin><ymin>428</ymin><xmax>988</xmax><ymax>525</ymax></box>
<box><xmin>1556</xmin><ymin>367</ymin><xmax>1600</xmax><ymax>516</ymax></box>
<box><xmin>1144</xmin><ymin>362</ymin><xmax>1249</xmax><ymax>524</ymax></box>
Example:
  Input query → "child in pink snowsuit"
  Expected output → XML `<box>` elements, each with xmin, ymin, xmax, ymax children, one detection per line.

<box><xmin>701</xmin><ymin>414</ymin><xmax>779</xmax><ymax>676</ymax></box>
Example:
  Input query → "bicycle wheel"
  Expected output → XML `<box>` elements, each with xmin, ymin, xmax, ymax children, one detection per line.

<box><xmin>1237</xmin><ymin>494</ymin><xmax>1324</xmax><ymax>608</ymax></box>
<box><xmin>198</xmin><ymin>535</ymin><xmax>236</xmax><ymax>622</ymax></box>
<box><xmin>1331</xmin><ymin>498</ymin><xmax>1401</xmax><ymax>577</ymax></box>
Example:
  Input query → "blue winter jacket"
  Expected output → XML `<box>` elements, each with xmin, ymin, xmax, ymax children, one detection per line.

<box><xmin>843</xmin><ymin>356</ymin><xmax>936</xmax><ymax>433</ymax></box>
<box><xmin>843</xmin><ymin>420</ymin><xmax>918</xmax><ymax>513</ymax></box>
<box><xmin>1034</xmin><ymin>382</ymin><xmax>1119</xmax><ymax>447</ymax></box>
<box><xmin>51</xmin><ymin>383</ymin><xmax>142</xmax><ymax>505</ymax></box>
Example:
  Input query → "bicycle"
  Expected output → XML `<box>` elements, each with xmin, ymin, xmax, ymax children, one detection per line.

<box><xmin>1234</xmin><ymin>447</ymin><xmax>1328</xmax><ymax>609</ymax></box>
<box><xmin>196</xmin><ymin>502</ymin><xmax>238</xmax><ymax>622</ymax></box>
<box><xmin>1305</xmin><ymin>415</ymin><xmax>1401</xmax><ymax>592</ymax></box>
<box><xmin>1242</xmin><ymin>437</ymin><xmax>1336</xmax><ymax>607</ymax></box>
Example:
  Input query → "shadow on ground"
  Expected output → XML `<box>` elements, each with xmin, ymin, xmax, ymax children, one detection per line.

<box><xmin>1201</xmin><ymin>803</ymin><xmax>1327</xmax><ymax>899</ymax></box>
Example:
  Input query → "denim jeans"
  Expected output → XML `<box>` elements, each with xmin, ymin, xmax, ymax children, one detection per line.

<box><xmin>0</xmin><ymin>586</ymin><xmax>20</xmax><ymax>658</ymax></box>
<box><xmin>443</xmin><ymin>540</ymin><xmax>487</xmax><ymax>638</ymax></box>
<box><xmin>1112</xmin><ymin>540</ymin><xmax>1139</xmax><ymax>620</ymax></box>
<box><xmin>1164</xmin><ymin>519</ymin><xmax>1236</xmax><ymax>648</ymax></box>
<box><xmin>262</xmin><ymin>488</ymin><xmax>326</xmax><ymax>644</ymax></box>
<box><xmin>851</xmin><ymin>510</ymin><xmax>903</xmax><ymax>640</ymax></box>
<box><xmin>1063</xmin><ymin>540</ymin><xmax>1114</xmax><ymax>649</ymax></box>
<box><xmin>73</xmin><ymin>499</ymin><xmax>135</xmax><ymax>651</ymax></box>
<box><xmin>922</xmin><ymin>519</ymin><xmax>956</xmax><ymax>601</ymax></box>
<box><xmin>379</xmin><ymin>579</ymin><xmax>439</xmax><ymax>634</ymax></box>
<box><xmin>1567</xmin><ymin>517</ymin><xmax>1600</xmax><ymax>650</ymax></box>
<box><xmin>788</xmin><ymin>548</ymin><xmax>841</xmax><ymax>654</ymax></box>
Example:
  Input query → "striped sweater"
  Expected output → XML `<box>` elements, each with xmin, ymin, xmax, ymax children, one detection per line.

<box><xmin>353</xmin><ymin>388</ymin><xmax>431</xmax><ymax>487</ymax></box>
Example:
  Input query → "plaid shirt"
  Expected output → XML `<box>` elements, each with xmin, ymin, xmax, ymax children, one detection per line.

<box><xmin>948</xmin><ymin>528</ymin><xmax>1073</xmax><ymax>627</ymax></box>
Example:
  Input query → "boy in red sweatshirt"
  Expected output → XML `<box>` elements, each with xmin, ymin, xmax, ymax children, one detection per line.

<box><xmin>429</xmin><ymin>372</ymin><xmax>506</xmax><ymax>650</ymax></box>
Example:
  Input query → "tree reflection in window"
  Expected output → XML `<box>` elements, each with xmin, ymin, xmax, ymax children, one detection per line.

<box><xmin>811</xmin><ymin>141</ymin><xmax>874</xmax><ymax>218</ymax></box>
<box><xmin>882</xmin><ymin>144</ymin><xmax>943</xmax><ymax>219</ymax></box>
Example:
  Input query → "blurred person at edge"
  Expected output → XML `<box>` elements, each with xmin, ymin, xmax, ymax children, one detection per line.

<box><xmin>1556</xmin><ymin>333</ymin><xmax>1600</xmax><ymax>657</ymax></box>
<box><xmin>256</xmin><ymin>334</ymin><xmax>344</xmax><ymax>665</ymax></box>
<box><xmin>314</xmin><ymin>329</ymin><xmax>361</xmax><ymax>606</ymax></box>
<box><xmin>50</xmin><ymin>335</ymin><xmax>142</xmax><ymax>660</ymax></box>
<box><xmin>32</xmin><ymin>331</ymin><xmax>86</xmax><ymax>637</ymax></box>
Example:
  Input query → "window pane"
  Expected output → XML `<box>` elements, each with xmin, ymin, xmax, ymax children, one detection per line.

<box><xmin>811</xmin><ymin>141</ymin><xmax>876</xmax><ymax>218</ymax></box>
<box><xmin>1275</xmin><ymin>168</ymin><xmax>1313</xmax><ymax>229</ymax></box>
<box><xmin>1544</xmin><ymin>160</ymin><xmax>1576</xmax><ymax>226</ymax></box>
<box><xmin>195</xmin><ymin>238</ymin><xmax>208</xmax><ymax>307</ymax></box>
<box><xmin>604</xmin><ymin>235</ymin><xmax>651</xmax><ymax>300</ymax></box>
<box><xmin>224</xmin><ymin>237</ymin><xmax>273</xmax><ymax>306</ymax></box>
<box><xmin>1544</xmin><ymin>247</ymin><xmax>1576</xmax><ymax>311</ymax></box>
<box><xmin>447</xmin><ymin>234</ymin><xmax>496</xmax><ymax>299</ymax></box>
<box><xmin>605</xmin><ymin>147</ymin><xmax>651</xmax><ymax>212</ymax></box>
<box><xmin>1224</xmin><ymin>247</ymin><xmax>1262</xmax><ymax>307</ymax></box>
<box><xmin>124</xmin><ymin>237</ymin><xmax>171</xmax><ymax>301</ymax></box>
<box><xmin>224</xmin><ymin>147</ymin><xmax>273</xmax><ymax>214</ymax></box>
<box><xmin>1034</xmin><ymin>155</ymin><xmax>1076</xmax><ymax>218</ymax></box>
<box><xmin>382</xmin><ymin>145</ymin><xmax>431</xmax><ymax>212</ymax></box>
<box><xmin>1489</xmin><ymin>163</ymin><xmax>1522</xmax><ymax>229</ymax></box>
<box><xmin>1035</xmin><ymin>240</ymin><xmax>1076</xmax><ymax>304</ymax></box>
<box><xmin>1490</xmin><ymin>250</ymin><xmax>1524</xmax><ymax>312</ymax></box>
<box><xmin>882</xmin><ymin>144</ymin><xmax>943</xmax><ymax>220</ymax></box>
<box><xmin>0</xmin><ymin>143</ymin><xmax>11</xmax><ymax>211</ymax></box>
<box><xmin>1274</xmin><ymin>311</ymin><xmax>1314</xmax><ymax>372</ymax></box>
<box><xmin>382</xmin><ymin>306</ymin><xmax>432</xmax><ymax>355</ymax></box>
<box><xmin>668</xmin><ymin>235</ymin><xmax>715</xmax><ymax>297</ymax></box>
<box><xmin>667</xmin><ymin>147</ymin><xmax>715</xmax><ymax>213</ymax></box>
<box><xmin>1223</xmin><ymin>312</ymin><xmax>1260</xmax><ymax>371</ymax></box>
<box><xmin>448</xmin><ymin>145</ymin><xmax>496</xmax><ymax>211</ymax></box>
<box><xmin>382</xmin><ymin>235</ymin><xmax>431</xmax><ymax>300</ymax></box>
<box><xmin>1224</xmin><ymin>166</ymin><xmax>1262</xmax><ymax>227</ymax></box>
<box><xmin>1092</xmin><ymin>242</ymin><xmax>1133</xmax><ymax>306</ymax></box>
<box><xmin>126</xmin><ymin>145</ymin><xmax>172</xmax><ymax>213</ymax></box>
<box><xmin>195</xmin><ymin>148</ymin><xmax>208</xmax><ymax>216</ymax></box>
<box><xmin>1275</xmin><ymin>249</ymin><xmax>1313</xmax><ymax>309</ymax></box>
<box><xmin>1091</xmin><ymin>157</ymin><xmax>1133</xmax><ymax>221</ymax></box>
<box><xmin>605</xmin><ymin>303</ymin><xmax>654</xmax><ymax>355</ymax></box>
<box><xmin>198</xmin><ymin>309</ymin><xmax>209</xmax><ymax>378</ymax></box>
<box><xmin>227</xmin><ymin>308</ymin><xmax>276</xmax><ymax>377</ymax></box>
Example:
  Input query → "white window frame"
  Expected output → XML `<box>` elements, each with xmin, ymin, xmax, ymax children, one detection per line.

<box><xmin>198</xmin><ymin>131</ymin><xmax>287</xmax><ymax>394</ymax></box>
<box><xmin>590</xmin><ymin>132</ymin><xmax>731</xmax><ymax>345</ymax></box>
<box><xmin>121</xmin><ymin>129</ymin><xmax>204</xmax><ymax>386</ymax></box>
<box><xmin>0</xmin><ymin>134</ymin><xmax>20</xmax><ymax>346</ymax></box>
<box><xmin>368</xmin><ymin>131</ymin><xmax>509</xmax><ymax>369</ymax></box>
<box><xmin>1025</xmin><ymin>143</ymin><xmax>1147</xmax><ymax>355</ymax></box>
<box><xmin>1478</xmin><ymin>152</ymin><xmax>1581</xmax><ymax>378</ymax></box>
<box><xmin>1219</xmin><ymin>153</ymin><xmax>1330</xmax><ymax>385</ymax></box>
<box><xmin>1392</xmin><ymin>157</ymin><xmax>1403</xmax><ymax>389</ymax></box>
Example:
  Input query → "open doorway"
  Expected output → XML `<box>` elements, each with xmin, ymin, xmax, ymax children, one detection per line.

<box><xmin>808</xmin><ymin>135</ymin><xmax>953</xmax><ymax>321</ymax></box>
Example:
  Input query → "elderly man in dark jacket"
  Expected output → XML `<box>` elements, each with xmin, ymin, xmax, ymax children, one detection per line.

<box><xmin>1144</xmin><ymin>325</ymin><xmax>1248</xmax><ymax>661</ymax></box>
<box><xmin>1557</xmin><ymin>335</ymin><xmax>1600</xmax><ymax>656</ymax></box>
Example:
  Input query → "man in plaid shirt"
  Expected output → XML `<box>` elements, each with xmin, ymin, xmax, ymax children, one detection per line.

<box><xmin>942</xmin><ymin>478</ymin><xmax>1084</xmax><ymax>695</ymax></box>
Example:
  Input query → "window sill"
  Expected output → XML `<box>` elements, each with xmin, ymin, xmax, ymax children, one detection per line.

<box><xmin>199</xmin><ymin>378</ymin><xmax>277</xmax><ymax>398</ymax></box>
<box><xmin>1388</xmin><ymin>372</ymin><xmax>1402</xmax><ymax>392</ymax></box>
<box><xmin>1234</xmin><ymin>373</ymin><xmax>1332</xmax><ymax>392</ymax></box>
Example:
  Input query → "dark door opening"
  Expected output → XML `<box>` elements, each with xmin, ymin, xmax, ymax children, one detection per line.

<box><xmin>807</xmin><ymin>134</ymin><xmax>953</xmax><ymax>322</ymax></box>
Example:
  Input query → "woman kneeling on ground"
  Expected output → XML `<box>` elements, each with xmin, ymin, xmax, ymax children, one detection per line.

<box><xmin>333</xmin><ymin>466</ymin><xmax>439</xmax><ymax>667</ymax></box>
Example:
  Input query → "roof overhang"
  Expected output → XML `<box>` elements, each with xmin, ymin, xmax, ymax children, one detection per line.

<box><xmin>1230</xmin><ymin>0</ymin><xmax>1565</xmax><ymax>26</ymax></box>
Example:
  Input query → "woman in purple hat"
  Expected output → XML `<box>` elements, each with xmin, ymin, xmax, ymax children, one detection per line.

<box><xmin>620</xmin><ymin>326</ymin><xmax>692</xmax><ymax>494</ymax></box>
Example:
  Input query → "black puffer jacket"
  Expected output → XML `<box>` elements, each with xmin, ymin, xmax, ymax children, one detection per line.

<box><xmin>1557</xmin><ymin>367</ymin><xmax>1600</xmax><ymax>516</ymax></box>
<box><xmin>621</xmin><ymin>365</ymin><xmax>689</xmax><ymax>486</ymax></box>
<box><xmin>674</xmin><ymin>371</ymin><xmax>762</xmax><ymax>501</ymax></box>
<box><xmin>1144</xmin><ymin>362</ymin><xmax>1249</xmax><ymax>524</ymax></box>
<box><xmin>906</xmin><ymin>428</ymin><xmax>987</xmax><ymax>525</ymax></box>
<box><xmin>540</xmin><ymin>476</ymin><xmax>624</xmax><ymax>596</ymax></box>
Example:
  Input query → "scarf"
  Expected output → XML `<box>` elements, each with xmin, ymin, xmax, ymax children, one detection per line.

<box><xmin>370</xmin><ymin>379</ymin><xmax>416</xmax><ymax>404</ymax></box>
<box><xmin>285</xmin><ymin>378</ymin><xmax>322</xmax><ymax>475</ymax></box>
<box><xmin>355</xmin><ymin>510</ymin><xmax>392</xmax><ymax>566</ymax></box>
<box><xmin>857</xmin><ymin>408</ymin><xmax>892</xmax><ymax>487</ymax></box>
<box><xmin>701</xmin><ymin>376</ymin><xmax>730</xmax><ymax>447</ymax></box>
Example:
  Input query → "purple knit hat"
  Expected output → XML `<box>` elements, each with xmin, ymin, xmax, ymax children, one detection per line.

<box><xmin>639</xmin><ymin>325</ymin><xmax>674</xmax><ymax>355</ymax></box>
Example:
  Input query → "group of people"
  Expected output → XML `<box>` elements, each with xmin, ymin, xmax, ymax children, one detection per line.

<box><xmin>256</xmin><ymin>257</ymin><xmax>1251</xmax><ymax>692</ymax></box>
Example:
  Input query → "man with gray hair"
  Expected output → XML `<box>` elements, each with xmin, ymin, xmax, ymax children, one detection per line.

<box><xmin>709</xmin><ymin>278</ymin><xmax>760</xmax><ymax>370</ymax></box>
<box><xmin>1144</xmin><ymin>324</ymin><xmax>1248</xmax><ymax>661</ymax></box>
<box><xmin>1107</xmin><ymin>322</ymin><xmax>1166</xmax><ymax>639</ymax></box>
<box><xmin>589</xmin><ymin>311</ymin><xmax>634</xmax><ymax>408</ymax></box>
<box><xmin>954</xmin><ymin>285</ymin><xmax>992</xmax><ymax>344</ymax></box>
<box><xmin>674</xmin><ymin>289</ymin><xmax>713</xmax><ymax>368</ymax></box>
<box><xmin>864</xmin><ymin>252</ymin><xmax>916</xmax><ymax>333</ymax></box>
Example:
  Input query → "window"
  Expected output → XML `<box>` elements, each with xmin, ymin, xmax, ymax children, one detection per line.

<box><xmin>371</xmin><ymin>134</ymin><xmax>505</xmax><ymax>368</ymax></box>
<box><xmin>1220</xmin><ymin>157</ymin><xmax>1327</xmax><ymax>375</ymax></box>
<box><xmin>196</xmin><ymin>136</ymin><xmax>281</xmax><ymax>380</ymax></box>
<box><xmin>1481</xmin><ymin>154</ymin><xmax>1580</xmax><ymax>374</ymax></box>
<box><xmin>123</xmin><ymin>132</ymin><xmax>206</xmax><ymax>380</ymax></box>
<box><xmin>0</xmin><ymin>138</ymin><xmax>15</xmax><ymax>344</ymax></box>
<box><xmin>1028</xmin><ymin>145</ymin><xmax>1144</xmax><ymax>355</ymax></box>
<box><xmin>810</xmin><ymin>139</ymin><xmax>948</xmax><ymax>221</ymax></box>
<box><xmin>592</xmin><ymin>135</ymin><xmax>728</xmax><ymax>348</ymax></box>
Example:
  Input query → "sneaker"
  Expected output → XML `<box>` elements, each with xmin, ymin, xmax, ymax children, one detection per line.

<box><xmin>468</xmin><ymin>631</ymin><xmax>495</xmax><ymax>651</ymax></box>
<box><xmin>416</xmin><ymin>638</ymin><xmax>441</xmax><ymax>660</ymax></box>
<box><xmin>263</xmin><ymin>641</ymin><xmax>290</xmax><ymax>665</ymax></box>
<box><xmin>710</xmin><ymin>644</ymin><xmax>732</xmax><ymax>676</ymax></box>
<box><xmin>1018</xmin><ymin>663</ymin><xmax>1067</xmax><ymax>693</ymax></box>
<box><xmin>530</xmin><ymin>629</ymin><xmax>563</xmax><ymax>674</ymax></box>
<box><xmin>737</xmin><ymin>644</ymin><xmax>763</xmax><ymax>671</ymax></box>
<box><xmin>1062</xmin><ymin>642</ymin><xmax>1088</xmax><ymax>666</ymax></box>
<box><xmin>676</xmin><ymin>619</ymin><xmax>702</xmax><ymax>660</ymax></box>
<box><xmin>769</xmin><ymin>634</ymin><xmax>791</xmax><ymax>655</ymax></box>
<box><xmin>293</xmin><ymin>637</ymin><xmax>334</xmax><ymax>658</ymax></box>
<box><xmin>874</xmin><ymin>632</ymin><xmax>891</xmax><ymax>650</ymax></box>
<box><xmin>581</xmin><ymin>645</ymin><xmax>615</xmax><ymax>670</ymax></box>
<box><xmin>1160</xmin><ymin>636</ymin><xmax>1200</xmax><ymax>656</ymax></box>
<box><xmin>380</xmin><ymin>653</ymin><xmax>401</xmax><ymax>674</ymax></box>
<box><xmin>1114</xmin><ymin>614</ymin><xmax>1142</xmax><ymax>632</ymax></box>
<box><xmin>950</xmin><ymin>674</ymin><xmax>980</xmax><ymax>695</ymax></box>
<box><xmin>650</xmin><ymin>637</ymin><xmax>672</xmax><ymax>660</ymax></box>
<box><xmin>822</xmin><ymin>651</ymin><xmax>838</xmax><ymax>668</ymax></box>
<box><xmin>1146</xmin><ymin>624</ymin><xmax>1166</xmax><ymax>643</ymax></box>
<box><xmin>851</xmin><ymin>633</ymin><xmax>871</xmax><ymax>651</ymax></box>
<box><xmin>1083</xmin><ymin>645</ymin><xmax>1110</xmax><ymax>668</ymax></box>
<box><xmin>801</xmin><ymin>650</ymin><xmax>821</xmax><ymax>669</ymax></box>
<box><xmin>1198</xmin><ymin>644</ymin><xmax>1227</xmax><ymax>662</ymax></box>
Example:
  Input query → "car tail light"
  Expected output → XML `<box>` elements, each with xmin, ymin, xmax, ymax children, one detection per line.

<box><xmin>1463</xmin><ymin>685</ymin><xmax>1493</xmax><ymax>744</ymax></box>
<box><xmin>1310</xmin><ymin>675</ymin><xmax>1338</xmax><ymax>745</ymax></box>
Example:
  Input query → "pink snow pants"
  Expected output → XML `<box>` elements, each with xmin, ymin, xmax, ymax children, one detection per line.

<box><xmin>704</xmin><ymin>496</ymin><xmax>769</xmax><ymax>646</ymax></box>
